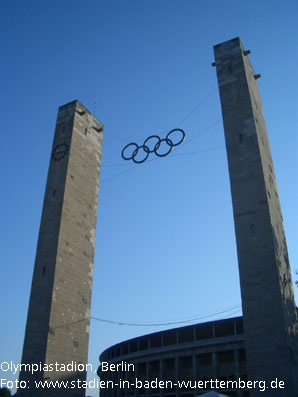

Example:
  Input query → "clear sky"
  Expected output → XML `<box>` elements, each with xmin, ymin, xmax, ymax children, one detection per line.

<box><xmin>1</xmin><ymin>1</ymin><xmax>298</xmax><ymax>396</ymax></box>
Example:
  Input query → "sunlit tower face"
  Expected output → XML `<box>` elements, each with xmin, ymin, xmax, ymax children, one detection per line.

<box><xmin>19</xmin><ymin>100</ymin><xmax>103</xmax><ymax>397</ymax></box>
<box><xmin>213</xmin><ymin>37</ymin><xmax>298</xmax><ymax>396</ymax></box>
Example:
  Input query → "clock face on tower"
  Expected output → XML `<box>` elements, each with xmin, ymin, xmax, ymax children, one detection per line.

<box><xmin>51</xmin><ymin>143</ymin><xmax>69</xmax><ymax>161</ymax></box>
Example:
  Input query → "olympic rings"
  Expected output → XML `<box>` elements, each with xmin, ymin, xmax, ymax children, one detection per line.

<box><xmin>121</xmin><ymin>129</ymin><xmax>185</xmax><ymax>164</ymax></box>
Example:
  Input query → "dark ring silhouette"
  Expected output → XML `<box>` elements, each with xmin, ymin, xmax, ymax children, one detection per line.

<box><xmin>154</xmin><ymin>138</ymin><xmax>173</xmax><ymax>157</ymax></box>
<box><xmin>121</xmin><ymin>143</ymin><xmax>138</xmax><ymax>160</ymax></box>
<box><xmin>143</xmin><ymin>135</ymin><xmax>161</xmax><ymax>153</ymax></box>
<box><xmin>132</xmin><ymin>145</ymin><xmax>150</xmax><ymax>164</ymax></box>
<box><xmin>166</xmin><ymin>128</ymin><xmax>185</xmax><ymax>146</ymax></box>
<box><xmin>121</xmin><ymin>129</ymin><xmax>185</xmax><ymax>163</ymax></box>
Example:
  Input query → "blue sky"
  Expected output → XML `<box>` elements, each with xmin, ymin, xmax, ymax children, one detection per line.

<box><xmin>1</xmin><ymin>1</ymin><xmax>298</xmax><ymax>396</ymax></box>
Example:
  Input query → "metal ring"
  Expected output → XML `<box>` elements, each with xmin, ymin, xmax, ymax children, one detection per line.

<box><xmin>154</xmin><ymin>138</ymin><xmax>173</xmax><ymax>157</ymax></box>
<box><xmin>143</xmin><ymin>135</ymin><xmax>161</xmax><ymax>153</ymax></box>
<box><xmin>121</xmin><ymin>129</ymin><xmax>185</xmax><ymax>163</ymax></box>
<box><xmin>166</xmin><ymin>128</ymin><xmax>185</xmax><ymax>146</ymax></box>
<box><xmin>121</xmin><ymin>142</ymin><xmax>138</xmax><ymax>160</ymax></box>
<box><xmin>131</xmin><ymin>145</ymin><xmax>150</xmax><ymax>164</ymax></box>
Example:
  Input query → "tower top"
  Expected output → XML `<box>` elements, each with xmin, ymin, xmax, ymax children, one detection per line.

<box><xmin>213</xmin><ymin>37</ymin><xmax>250</xmax><ymax>58</ymax></box>
<box><xmin>58</xmin><ymin>99</ymin><xmax>103</xmax><ymax>131</ymax></box>
<box><xmin>214</xmin><ymin>36</ymin><xmax>242</xmax><ymax>49</ymax></box>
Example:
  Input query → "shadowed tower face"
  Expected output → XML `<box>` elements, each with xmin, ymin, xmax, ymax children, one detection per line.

<box><xmin>19</xmin><ymin>100</ymin><xmax>103</xmax><ymax>396</ymax></box>
<box><xmin>214</xmin><ymin>38</ymin><xmax>298</xmax><ymax>395</ymax></box>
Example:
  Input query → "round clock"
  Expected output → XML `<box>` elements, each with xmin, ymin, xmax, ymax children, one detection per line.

<box><xmin>51</xmin><ymin>143</ymin><xmax>69</xmax><ymax>161</ymax></box>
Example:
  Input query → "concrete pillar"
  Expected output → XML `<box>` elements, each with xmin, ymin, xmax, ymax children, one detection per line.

<box><xmin>18</xmin><ymin>100</ymin><xmax>103</xmax><ymax>397</ymax></box>
<box><xmin>213</xmin><ymin>37</ymin><xmax>298</xmax><ymax>396</ymax></box>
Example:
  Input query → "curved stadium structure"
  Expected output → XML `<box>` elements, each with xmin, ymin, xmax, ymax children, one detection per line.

<box><xmin>98</xmin><ymin>37</ymin><xmax>298</xmax><ymax>397</ymax></box>
<box><xmin>98</xmin><ymin>316</ymin><xmax>249</xmax><ymax>397</ymax></box>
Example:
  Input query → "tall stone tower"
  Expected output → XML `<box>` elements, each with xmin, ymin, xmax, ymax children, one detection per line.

<box><xmin>213</xmin><ymin>38</ymin><xmax>298</xmax><ymax>395</ymax></box>
<box><xmin>19</xmin><ymin>100</ymin><xmax>103</xmax><ymax>396</ymax></box>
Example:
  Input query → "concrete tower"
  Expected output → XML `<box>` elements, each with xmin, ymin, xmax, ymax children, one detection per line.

<box><xmin>213</xmin><ymin>38</ymin><xmax>298</xmax><ymax>395</ymax></box>
<box><xmin>19</xmin><ymin>100</ymin><xmax>103</xmax><ymax>396</ymax></box>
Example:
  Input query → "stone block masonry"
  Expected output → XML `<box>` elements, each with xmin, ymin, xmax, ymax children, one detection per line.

<box><xmin>213</xmin><ymin>37</ymin><xmax>298</xmax><ymax>396</ymax></box>
<box><xmin>18</xmin><ymin>100</ymin><xmax>103</xmax><ymax>397</ymax></box>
